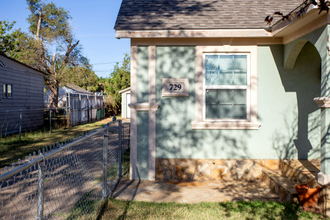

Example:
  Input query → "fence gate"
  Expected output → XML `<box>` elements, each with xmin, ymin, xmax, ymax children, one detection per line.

<box><xmin>67</xmin><ymin>93</ymin><xmax>105</xmax><ymax>126</ymax></box>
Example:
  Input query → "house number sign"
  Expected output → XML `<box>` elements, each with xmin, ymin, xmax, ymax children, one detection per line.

<box><xmin>162</xmin><ymin>78</ymin><xmax>189</xmax><ymax>97</ymax></box>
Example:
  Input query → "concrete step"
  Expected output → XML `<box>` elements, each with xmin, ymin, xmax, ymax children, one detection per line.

<box><xmin>280</xmin><ymin>160</ymin><xmax>319</xmax><ymax>188</ymax></box>
<box><xmin>262</xmin><ymin>168</ymin><xmax>298</xmax><ymax>202</ymax></box>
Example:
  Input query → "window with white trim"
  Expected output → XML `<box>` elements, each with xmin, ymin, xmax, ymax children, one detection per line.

<box><xmin>204</xmin><ymin>53</ymin><xmax>250</xmax><ymax>121</ymax></box>
<box><xmin>3</xmin><ymin>84</ymin><xmax>13</xmax><ymax>98</ymax></box>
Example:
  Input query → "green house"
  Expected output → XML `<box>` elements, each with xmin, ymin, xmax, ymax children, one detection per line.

<box><xmin>114</xmin><ymin>0</ymin><xmax>330</xmax><ymax>186</ymax></box>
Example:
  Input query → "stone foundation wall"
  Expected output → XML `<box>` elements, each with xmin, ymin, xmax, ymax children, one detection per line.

<box><xmin>319</xmin><ymin>186</ymin><xmax>330</xmax><ymax>217</ymax></box>
<box><xmin>156</xmin><ymin>159</ymin><xmax>280</xmax><ymax>181</ymax></box>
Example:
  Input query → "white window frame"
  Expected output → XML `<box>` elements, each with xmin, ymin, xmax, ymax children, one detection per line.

<box><xmin>191</xmin><ymin>45</ymin><xmax>260</xmax><ymax>130</ymax></box>
<box><xmin>3</xmin><ymin>84</ymin><xmax>13</xmax><ymax>98</ymax></box>
<box><xmin>203</xmin><ymin>53</ymin><xmax>251</xmax><ymax>122</ymax></box>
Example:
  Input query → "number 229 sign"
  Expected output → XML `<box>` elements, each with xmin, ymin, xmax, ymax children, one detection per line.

<box><xmin>162</xmin><ymin>78</ymin><xmax>189</xmax><ymax>97</ymax></box>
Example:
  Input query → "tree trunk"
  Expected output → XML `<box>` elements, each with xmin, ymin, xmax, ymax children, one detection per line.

<box><xmin>49</xmin><ymin>81</ymin><xmax>59</xmax><ymax>108</ymax></box>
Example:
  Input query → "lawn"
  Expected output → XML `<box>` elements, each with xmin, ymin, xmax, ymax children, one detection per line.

<box><xmin>99</xmin><ymin>199</ymin><xmax>328</xmax><ymax>220</ymax></box>
<box><xmin>0</xmin><ymin>117</ymin><xmax>115</xmax><ymax>168</ymax></box>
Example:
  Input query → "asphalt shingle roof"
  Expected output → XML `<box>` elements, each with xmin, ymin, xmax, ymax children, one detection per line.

<box><xmin>66</xmin><ymin>83</ymin><xmax>92</xmax><ymax>94</ymax></box>
<box><xmin>115</xmin><ymin>0</ymin><xmax>304</xmax><ymax>30</ymax></box>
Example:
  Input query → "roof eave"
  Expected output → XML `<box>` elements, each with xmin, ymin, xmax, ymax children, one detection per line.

<box><xmin>267</xmin><ymin>4</ymin><xmax>329</xmax><ymax>44</ymax></box>
<box><xmin>115</xmin><ymin>29</ymin><xmax>273</xmax><ymax>39</ymax></box>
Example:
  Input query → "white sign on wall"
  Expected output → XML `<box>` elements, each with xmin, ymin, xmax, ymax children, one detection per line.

<box><xmin>162</xmin><ymin>78</ymin><xmax>189</xmax><ymax>97</ymax></box>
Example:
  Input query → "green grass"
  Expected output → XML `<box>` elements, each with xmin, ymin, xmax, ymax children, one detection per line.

<box><xmin>99</xmin><ymin>199</ymin><xmax>328</xmax><ymax>220</ymax></box>
<box><xmin>49</xmin><ymin>191</ymin><xmax>105</xmax><ymax>220</ymax></box>
<box><xmin>94</xmin><ymin>148</ymin><xmax>130</xmax><ymax>185</ymax></box>
<box><xmin>0</xmin><ymin>119</ymin><xmax>110</xmax><ymax>168</ymax></box>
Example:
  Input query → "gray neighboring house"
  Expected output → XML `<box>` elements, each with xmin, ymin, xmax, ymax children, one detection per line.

<box><xmin>0</xmin><ymin>54</ymin><xmax>47</xmax><ymax>134</ymax></box>
<box><xmin>44</xmin><ymin>83</ymin><xmax>92</xmax><ymax>107</ymax></box>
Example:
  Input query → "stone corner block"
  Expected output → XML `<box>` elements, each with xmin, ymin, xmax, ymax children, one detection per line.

<box><xmin>318</xmin><ymin>172</ymin><xmax>330</xmax><ymax>185</ymax></box>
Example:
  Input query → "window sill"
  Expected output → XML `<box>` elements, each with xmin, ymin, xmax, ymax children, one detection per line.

<box><xmin>191</xmin><ymin>121</ymin><xmax>261</xmax><ymax>130</ymax></box>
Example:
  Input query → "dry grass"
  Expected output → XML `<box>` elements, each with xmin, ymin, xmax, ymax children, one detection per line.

<box><xmin>0</xmin><ymin>117</ymin><xmax>116</xmax><ymax>168</ymax></box>
<box><xmin>100</xmin><ymin>199</ymin><xmax>328</xmax><ymax>220</ymax></box>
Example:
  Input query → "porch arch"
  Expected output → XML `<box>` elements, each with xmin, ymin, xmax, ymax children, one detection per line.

<box><xmin>284</xmin><ymin>39</ymin><xmax>308</xmax><ymax>69</ymax></box>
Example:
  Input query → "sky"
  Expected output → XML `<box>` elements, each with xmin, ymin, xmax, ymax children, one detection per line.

<box><xmin>1</xmin><ymin>0</ymin><xmax>130</xmax><ymax>78</ymax></box>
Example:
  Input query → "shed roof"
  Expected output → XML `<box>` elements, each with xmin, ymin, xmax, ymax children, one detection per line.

<box><xmin>0</xmin><ymin>53</ymin><xmax>47</xmax><ymax>75</ymax></box>
<box><xmin>119</xmin><ymin>87</ymin><xmax>131</xmax><ymax>94</ymax></box>
<box><xmin>65</xmin><ymin>83</ymin><xmax>92</xmax><ymax>94</ymax></box>
<box><xmin>115</xmin><ymin>0</ymin><xmax>303</xmax><ymax>30</ymax></box>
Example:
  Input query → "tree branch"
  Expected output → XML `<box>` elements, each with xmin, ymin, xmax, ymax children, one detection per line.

<box><xmin>35</xmin><ymin>9</ymin><xmax>42</xmax><ymax>41</ymax></box>
<box><xmin>63</xmin><ymin>40</ymin><xmax>79</xmax><ymax>64</ymax></box>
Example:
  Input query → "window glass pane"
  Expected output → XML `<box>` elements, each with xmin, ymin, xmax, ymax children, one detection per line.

<box><xmin>205</xmin><ymin>55</ymin><xmax>219</xmax><ymax>71</ymax></box>
<box><xmin>233</xmin><ymin>55</ymin><xmax>247</xmax><ymax>85</ymax></box>
<box><xmin>219</xmin><ymin>55</ymin><xmax>233</xmax><ymax>73</ymax></box>
<box><xmin>233</xmin><ymin>55</ymin><xmax>247</xmax><ymax>73</ymax></box>
<box><xmin>231</xmin><ymin>105</ymin><xmax>247</xmax><ymax>119</ymax></box>
<box><xmin>232</xmin><ymin>90</ymin><xmax>246</xmax><ymax>104</ymax></box>
<box><xmin>205</xmin><ymin>89</ymin><xmax>247</xmax><ymax>119</ymax></box>
<box><xmin>7</xmin><ymin>85</ymin><xmax>12</xmax><ymax>98</ymax></box>
<box><xmin>206</xmin><ymin>54</ymin><xmax>247</xmax><ymax>86</ymax></box>
<box><xmin>205</xmin><ymin>89</ymin><xmax>218</xmax><ymax>104</ymax></box>
<box><xmin>233</xmin><ymin>74</ymin><xmax>247</xmax><ymax>85</ymax></box>
<box><xmin>205</xmin><ymin>70</ymin><xmax>219</xmax><ymax>85</ymax></box>
<box><xmin>3</xmin><ymin>84</ymin><xmax>6</xmax><ymax>98</ymax></box>
<box><xmin>218</xmin><ymin>73</ymin><xmax>233</xmax><ymax>85</ymax></box>
<box><xmin>218</xmin><ymin>104</ymin><xmax>233</xmax><ymax>118</ymax></box>
<box><xmin>217</xmin><ymin>90</ymin><xmax>232</xmax><ymax>104</ymax></box>
<box><xmin>206</xmin><ymin>104</ymin><xmax>219</xmax><ymax>118</ymax></box>
<box><xmin>205</xmin><ymin>55</ymin><xmax>219</xmax><ymax>85</ymax></box>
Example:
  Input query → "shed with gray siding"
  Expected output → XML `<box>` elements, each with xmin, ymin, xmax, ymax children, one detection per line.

<box><xmin>0</xmin><ymin>54</ymin><xmax>47</xmax><ymax>134</ymax></box>
<box><xmin>119</xmin><ymin>87</ymin><xmax>130</xmax><ymax>119</ymax></box>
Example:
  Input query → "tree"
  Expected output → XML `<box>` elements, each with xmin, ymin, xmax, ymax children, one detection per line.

<box><xmin>0</xmin><ymin>20</ymin><xmax>27</xmax><ymax>58</ymax></box>
<box><xmin>25</xmin><ymin>0</ymin><xmax>91</xmax><ymax>107</ymax></box>
<box><xmin>104</xmin><ymin>54</ymin><xmax>130</xmax><ymax>115</ymax></box>
<box><xmin>60</xmin><ymin>62</ymin><xmax>98</xmax><ymax>92</ymax></box>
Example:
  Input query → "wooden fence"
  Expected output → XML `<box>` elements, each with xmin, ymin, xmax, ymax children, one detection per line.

<box><xmin>67</xmin><ymin>93</ymin><xmax>105</xmax><ymax>126</ymax></box>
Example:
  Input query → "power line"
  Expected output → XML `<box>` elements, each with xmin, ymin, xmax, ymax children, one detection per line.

<box><xmin>92</xmin><ymin>61</ymin><xmax>123</xmax><ymax>65</ymax></box>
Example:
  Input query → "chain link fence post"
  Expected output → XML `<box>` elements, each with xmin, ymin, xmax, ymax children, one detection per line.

<box><xmin>118</xmin><ymin>120</ymin><xmax>122</xmax><ymax>178</ymax></box>
<box><xmin>67</xmin><ymin>93</ymin><xmax>71</xmax><ymax>128</ymax></box>
<box><xmin>49</xmin><ymin>109</ymin><xmax>52</xmax><ymax>134</ymax></box>
<box><xmin>103</xmin><ymin>128</ymin><xmax>109</xmax><ymax>200</ymax></box>
<box><xmin>37</xmin><ymin>159</ymin><xmax>45</xmax><ymax>220</ymax></box>
<box><xmin>19</xmin><ymin>109</ymin><xmax>22</xmax><ymax>143</ymax></box>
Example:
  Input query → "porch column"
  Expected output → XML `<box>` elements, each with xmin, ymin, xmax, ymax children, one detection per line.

<box><xmin>130</xmin><ymin>45</ymin><xmax>138</xmax><ymax>180</ymax></box>
<box><xmin>129</xmin><ymin>43</ymin><xmax>159</xmax><ymax>181</ymax></box>
<box><xmin>315</xmin><ymin>98</ymin><xmax>330</xmax><ymax>183</ymax></box>
<box><xmin>316</xmin><ymin>25</ymin><xmax>330</xmax><ymax>183</ymax></box>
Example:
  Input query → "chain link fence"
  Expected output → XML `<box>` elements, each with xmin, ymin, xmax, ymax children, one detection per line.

<box><xmin>0</xmin><ymin>108</ymin><xmax>68</xmax><ymax>144</ymax></box>
<box><xmin>0</xmin><ymin>119</ymin><xmax>129</xmax><ymax>219</ymax></box>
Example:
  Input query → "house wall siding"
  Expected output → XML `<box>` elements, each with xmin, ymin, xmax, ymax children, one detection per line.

<box><xmin>137</xmin><ymin>111</ymin><xmax>149</xmax><ymax>180</ymax></box>
<box><xmin>149</xmin><ymin>44</ymin><xmax>321</xmax><ymax>160</ymax></box>
<box><xmin>0</xmin><ymin>66</ymin><xmax>45</xmax><ymax>133</ymax></box>
<box><xmin>137</xmin><ymin>46</ymin><xmax>149</xmax><ymax>103</ymax></box>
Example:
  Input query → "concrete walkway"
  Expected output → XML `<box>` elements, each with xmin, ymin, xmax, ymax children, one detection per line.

<box><xmin>111</xmin><ymin>179</ymin><xmax>281</xmax><ymax>203</ymax></box>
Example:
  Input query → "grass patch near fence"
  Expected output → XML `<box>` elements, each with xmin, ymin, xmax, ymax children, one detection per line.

<box><xmin>49</xmin><ymin>191</ymin><xmax>105</xmax><ymax>220</ymax></box>
<box><xmin>0</xmin><ymin>118</ymin><xmax>115</xmax><ymax>168</ymax></box>
<box><xmin>94</xmin><ymin>148</ymin><xmax>130</xmax><ymax>185</ymax></box>
<box><xmin>100</xmin><ymin>199</ymin><xmax>328</xmax><ymax>220</ymax></box>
